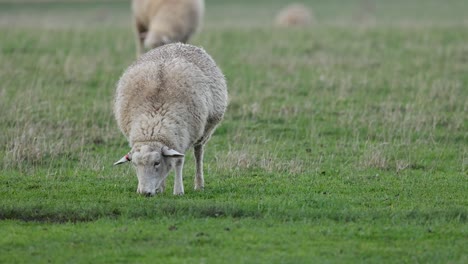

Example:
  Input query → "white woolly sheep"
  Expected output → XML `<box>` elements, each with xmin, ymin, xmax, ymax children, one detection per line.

<box><xmin>275</xmin><ymin>3</ymin><xmax>314</xmax><ymax>27</ymax></box>
<box><xmin>132</xmin><ymin>0</ymin><xmax>204</xmax><ymax>56</ymax></box>
<box><xmin>113</xmin><ymin>43</ymin><xmax>228</xmax><ymax>196</ymax></box>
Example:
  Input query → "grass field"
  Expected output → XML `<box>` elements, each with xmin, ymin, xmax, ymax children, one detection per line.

<box><xmin>0</xmin><ymin>0</ymin><xmax>467</xmax><ymax>263</ymax></box>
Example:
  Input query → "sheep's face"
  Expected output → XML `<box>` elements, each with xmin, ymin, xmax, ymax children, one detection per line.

<box><xmin>132</xmin><ymin>146</ymin><xmax>169</xmax><ymax>196</ymax></box>
<box><xmin>114</xmin><ymin>145</ymin><xmax>184</xmax><ymax>196</ymax></box>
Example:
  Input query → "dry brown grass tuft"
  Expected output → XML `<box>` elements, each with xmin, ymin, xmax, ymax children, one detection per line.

<box><xmin>359</xmin><ymin>143</ymin><xmax>418</xmax><ymax>173</ymax></box>
<box><xmin>214</xmin><ymin>149</ymin><xmax>305</xmax><ymax>175</ymax></box>
<box><xmin>360</xmin><ymin>144</ymin><xmax>390</xmax><ymax>170</ymax></box>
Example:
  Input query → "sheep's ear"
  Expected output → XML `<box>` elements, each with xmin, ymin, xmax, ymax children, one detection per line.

<box><xmin>113</xmin><ymin>153</ymin><xmax>131</xmax><ymax>166</ymax></box>
<box><xmin>162</xmin><ymin>147</ymin><xmax>184</xmax><ymax>158</ymax></box>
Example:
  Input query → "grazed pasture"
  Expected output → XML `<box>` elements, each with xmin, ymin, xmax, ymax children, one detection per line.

<box><xmin>0</xmin><ymin>0</ymin><xmax>467</xmax><ymax>262</ymax></box>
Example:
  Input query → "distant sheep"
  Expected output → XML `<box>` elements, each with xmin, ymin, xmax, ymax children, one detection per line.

<box><xmin>132</xmin><ymin>0</ymin><xmax>204</xmax><ymax>56</ymax></box>
<box><xmin>113</xmin><ymin>43</ymin><xmax>228</xmax><ymax>196</ymax></box>
<box><xmin>275</xmin><ymin>3</ymin><xmax>314</xmax><ymax>27</ymax></box>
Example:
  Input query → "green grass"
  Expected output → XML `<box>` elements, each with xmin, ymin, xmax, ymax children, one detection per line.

<box><xmin>0</xmin><ymin>0</ymin><xmax>467</xmax><ymax>263</ymax></box>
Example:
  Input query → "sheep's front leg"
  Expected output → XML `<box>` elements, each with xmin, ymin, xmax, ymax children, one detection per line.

<box><xmin>194</xmin><ymin>145</ymin><xmax>204</xmax><ymax>190</ymax></box>
<box><xmin>173</xmin><ymin>158</ymin><xmax>185</xmax><ymax>195</ymax></box>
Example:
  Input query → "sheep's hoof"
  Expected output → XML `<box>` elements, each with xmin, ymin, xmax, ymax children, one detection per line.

<box><xmin>194</xmin><ymin>186</ymin><xmax>205</xmax><ymax>191</ymax></box>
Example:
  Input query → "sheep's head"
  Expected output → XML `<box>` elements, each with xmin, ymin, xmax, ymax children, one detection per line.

<box><xmin>143</xmin><ymin>32</ymin><xmax>171</xmax><ymax>50</ymax></box>
<box><xmin>114</xmin><ymin>144</ymin><xmax>184</xmax><ymax>196</ymax></box>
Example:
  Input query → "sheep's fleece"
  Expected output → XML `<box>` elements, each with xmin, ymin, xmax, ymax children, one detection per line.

<box><xmin>275</xmin><ymin>3</ymin><xmax>313</xmax><ymax>27</ymax></box>
<box><xmin>114</xmin><ymin>43</ymin><xmax>227</xmax><ymax>196</ymax></box>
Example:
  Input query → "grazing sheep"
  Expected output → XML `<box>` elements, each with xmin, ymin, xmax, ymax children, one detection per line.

<box><xmin>275</xmin><ymin>3</ymin><xmax>314</xmax><ymax>27</ymax></box>
<box><xmin>113</xmin><ymin>43</ymin><xmax>228</xmax><ymax>197</ymax></box>
<box><xmin>132</xmin><ymin>0</ymin><xmax>205</xmax><ymax>56</ymax></box>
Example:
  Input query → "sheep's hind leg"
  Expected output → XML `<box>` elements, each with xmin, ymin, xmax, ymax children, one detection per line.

<box><xmin>194</xmin><ymin>144</ymin><xmax>205</xmax><ymax>190</ymax></box>
<box><xmin>173</xmin><ymin>158</ymin><xmax>185</xmax><ymax>195</ymax></box>
<box><xmin>193</xmin><ymin>120</ymin><xmax>221</xmax><ymax>191</ymax></box>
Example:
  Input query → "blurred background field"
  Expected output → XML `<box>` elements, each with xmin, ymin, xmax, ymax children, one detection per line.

<box><xmin>0</xmin><ymin>0</ymin><xmax>467</xmax><ymax>263</ymax></box>
<box><xmin>0</xmin><ymin>0</ymin><xmax>467</xmax><ymax>29</ymax></box>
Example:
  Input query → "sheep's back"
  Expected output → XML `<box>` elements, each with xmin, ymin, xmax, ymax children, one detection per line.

<box><xmin>114</xmin><ymin>43</ymin><xmax>227</xmax><ymax>140</ymax></box>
